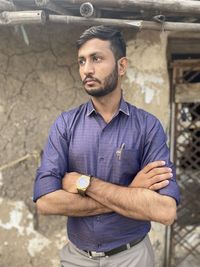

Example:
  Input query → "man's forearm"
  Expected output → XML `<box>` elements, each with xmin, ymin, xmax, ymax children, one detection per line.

<box><xmin>36</xmin><ymin>189</ymin><xmax>111</xmax><ymax>217</ymax></box>
<box><xmin>87</xmin><ymin>178</ymin><xmax>176</xmax><ymax>225</ymax></box>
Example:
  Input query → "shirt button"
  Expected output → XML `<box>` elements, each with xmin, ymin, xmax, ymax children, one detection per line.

<box><xmin>96</xmin><ymin>216</ymin><xmax>100</xmax><ymax>221</ymax></box>
<box><xmin>98</xmin><ymin>244</ymin><xmax>101</xmax><ymax>248</ymax></box>
<box><xmin>99</xmin><ymin>157</ymin><xmax>104</xmax><ymax>161</ymax></box>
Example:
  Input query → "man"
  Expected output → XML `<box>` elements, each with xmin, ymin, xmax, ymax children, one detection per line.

<box><xmin>33</xmin><ymin>26</ymin><xmax>180</xmax><ymax>267</ymax></box>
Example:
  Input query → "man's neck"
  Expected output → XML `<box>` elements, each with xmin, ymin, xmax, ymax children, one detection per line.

<box><xmin>91</xmin><ymin>89</ymin><xmax>122</xmax><ymax>123</ymax></box>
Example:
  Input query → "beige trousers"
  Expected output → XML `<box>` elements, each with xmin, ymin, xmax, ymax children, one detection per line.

<box><xmin>60</xmin><ymin>235</ymin><xmax>155</xmax><ymax>267</ymax></box>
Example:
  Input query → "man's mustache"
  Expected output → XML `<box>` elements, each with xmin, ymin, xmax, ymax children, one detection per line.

<box><xmin>82</xmin><ymin>76</ymin><xmax>101</xmax><ymax>85</ymax></box>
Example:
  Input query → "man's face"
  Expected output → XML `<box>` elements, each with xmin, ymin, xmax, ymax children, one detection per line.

<box><xmin>78</xmin><ymin>38</ymin><xmax>119</xmax><ymax>97</ymax></box>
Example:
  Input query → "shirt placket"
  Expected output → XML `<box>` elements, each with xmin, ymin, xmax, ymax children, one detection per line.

<box><xmin>94</xmin><ymin>118</ymin><xmax>112</xmax><ymax>250</ymax></box>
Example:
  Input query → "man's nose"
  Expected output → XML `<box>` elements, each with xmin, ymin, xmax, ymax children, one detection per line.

<box><xmin>83</xmin><ymin>61</ymin><xmax>95</xmax><ymax>76</ymax></box>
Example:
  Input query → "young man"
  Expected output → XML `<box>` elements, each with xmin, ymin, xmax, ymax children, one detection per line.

<box><xmin>33</xmin><ymin>26</ymin><xmax>180</xmax><ymax>267</ymax></box>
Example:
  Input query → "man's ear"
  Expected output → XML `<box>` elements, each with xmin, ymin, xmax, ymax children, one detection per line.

<box><xmin>118</xmin><ymin>57</ymin><xmax>128</xmax><ymax>76</ymax></box>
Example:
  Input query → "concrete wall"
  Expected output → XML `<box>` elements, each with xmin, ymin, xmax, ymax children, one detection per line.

<box><xmin>0</xmin><ymin>25</ymin><xmax>170</xmax><ymax>267</ymax></box>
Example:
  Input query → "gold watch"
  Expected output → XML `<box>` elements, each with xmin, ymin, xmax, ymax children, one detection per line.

<box><xmin>76</xmin><ymin>175</ymin><xmax>92</xmax><ymax>196</ymax></box>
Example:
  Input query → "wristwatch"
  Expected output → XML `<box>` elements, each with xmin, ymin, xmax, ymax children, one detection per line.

<box><xmin>76</xmin><ymin>175</ymin><xmax>92</xmax><ymax>196</ymax></box>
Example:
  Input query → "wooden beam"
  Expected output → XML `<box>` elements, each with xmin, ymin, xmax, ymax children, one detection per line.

<box><xmin>11</xmin><ymin>0</ymin><xmax>200</xmax><ymax>17</ymax></box>
<box><xmin>0</xmin><ymin>0</ymin><xmax>16</xmax><ymax>11</ymax></box>
<box><xmin>140</xmin><ymin>20</ymin><xmax>200</xmax><ymax>33</ymax></box>
<box><xmin>54</xmin><ymin>0</ymin><xmax>200</xmax><ymax>16</ymax></box>
<box><xmin>49</xmin><ymin>15</ymin><xmax>141</xmax><ymax>29</ymax></box>
<box><xmin>175</xmin><ymin>83</ymin><xmax>200</xmax><ymax>103</ymax></box>
<box><xmin>35</xmin><ymin>0</ymin><xmax>72</xmax><ymax>15</ymax></box>
<box><xmin>171</xmin><ymin>59</ymin><xmax>200</xmax><ymax>69</ymax></box>
<box><xmin>169</xmin><ymin>39</ymin><xmax>200</xmax><ymax>55</ymax></box>
<box><xmin>0</xmin><ymin>10</ymin><xmax>46</xmax><ymax>25</ymax></box>
<box><xmin>13</xmin><ymin>0</ymin><xmax>35</xmax><ymax>6</ymax></box>
<box><xmin>49</xmin><ymin>15</ymin><xmax>200</xmax><ymax>33</ymax></box>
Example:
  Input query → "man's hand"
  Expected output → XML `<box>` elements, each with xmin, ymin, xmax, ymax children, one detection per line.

<box><xmin>62</xmin><ymin>172</ymin><xmax>81</xmax><ymax>193</ymax></box>
<box><xmin>130</xmin><ymin>161</ymin><xmax>173</xmax><ymax>191</ymax></box>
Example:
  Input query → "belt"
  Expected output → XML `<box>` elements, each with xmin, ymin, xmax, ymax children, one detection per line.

<box><xmin>84</xmin><ymin>235</ymin><xmax>146</xmax><ymax>258</ymax></box>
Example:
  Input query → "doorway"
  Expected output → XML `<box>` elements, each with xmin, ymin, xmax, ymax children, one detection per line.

<box><xmin>167</xmin><ymin>37</ymin><xmax>200</xmax><ymax>267</ymax></box>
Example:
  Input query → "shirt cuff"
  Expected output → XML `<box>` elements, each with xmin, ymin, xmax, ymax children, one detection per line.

<box><xmin>158</xmin><ymin>179</ymin><xmax>180</xmax><ymax>205</ymax></box>
<box><xmin>33</xmin><ymin>175</ymin><xmax>62</xmax><ymax>202</ymax></box>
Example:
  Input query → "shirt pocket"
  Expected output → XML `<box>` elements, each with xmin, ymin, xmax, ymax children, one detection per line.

<box><xmin>110</xmin><ymin>148</ymin><xmax>140</xmax><ymax>185</ymax></box>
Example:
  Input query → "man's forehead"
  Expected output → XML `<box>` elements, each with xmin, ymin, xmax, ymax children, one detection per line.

<box><xmin>78</xmin><ymin>38</ymin><xmax>111</xmax><ymax>56</ymax></box>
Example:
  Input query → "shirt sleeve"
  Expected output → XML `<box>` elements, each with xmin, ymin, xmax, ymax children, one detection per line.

<box><xmin>33</xmin><ymin>113</ymin><xmax>69</xmax><ymax>202</ymax></box>
<box><xmin>141</xmin><ymin>115</ymin><xmax>180</xmax><ymax>205</ymax></box>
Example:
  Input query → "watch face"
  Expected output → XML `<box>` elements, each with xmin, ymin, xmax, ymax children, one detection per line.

<box><xmin>79</xmin><ymin>177</ymin><xmax>89</xmax><ymax>187</ymax></box>
<box><xmin>76</xmin><ymin>175</ymin><xmax>91</xmax><ymax>196</ymax></box>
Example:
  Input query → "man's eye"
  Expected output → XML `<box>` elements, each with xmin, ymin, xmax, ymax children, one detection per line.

<box><xmin>93</xmin><ymin>56</ymin><xmax>102</xmax><ymax>62</ymax></box>
<box><xmin>78</xmin><ymin>59</ymin><xmax>85</xmax><ymax>66</ymax></box>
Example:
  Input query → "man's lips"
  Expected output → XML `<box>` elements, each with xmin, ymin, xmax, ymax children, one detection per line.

<box><xmin>85</xmin><ymin>79</ymin><xmax>96</xmax><ymax>85</ymax></box>
<box><xmin>83</xmin><ymin>77</ymin><xmax>100</xmax><ymax>85</ymax></box>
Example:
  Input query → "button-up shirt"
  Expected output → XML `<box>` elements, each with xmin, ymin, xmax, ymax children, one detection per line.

<box><xmin>33</xmin><ymin>98</ymin><xmax>180</xmax><ymax>252</ymax></box>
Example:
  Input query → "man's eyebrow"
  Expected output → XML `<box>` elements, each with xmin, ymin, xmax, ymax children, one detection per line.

<box><xmin>90</xmin><ymin>52</ymin><xmax>102</xmax><ymax>56</ymax></box>
<box><xmin>78</xmin><ymin>52</ymin><xmax>103</xmax><ymax>59</ymax></box>
<box><xmin>78</xmin><ymin>56</ymin><xmax>85</xmax><ymax>60</ymax></box>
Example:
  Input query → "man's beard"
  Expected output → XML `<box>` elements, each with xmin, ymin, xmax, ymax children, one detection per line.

<box><xmin>83</xmin><ymin>64</ymin><xmax>118</xmax><ymax>97</ymax></box>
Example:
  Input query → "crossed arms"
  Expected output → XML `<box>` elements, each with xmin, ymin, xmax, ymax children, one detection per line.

<box><xmin>36</xmin><ymin>161</ymin><xmax>177</xmax><ymax>225</ymax></box>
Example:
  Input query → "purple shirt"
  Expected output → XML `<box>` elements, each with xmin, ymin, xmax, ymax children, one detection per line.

<box><xmin>33</xmin><ymin>98</ymin><xmax>180</xmax><ymax>252</ymax></box>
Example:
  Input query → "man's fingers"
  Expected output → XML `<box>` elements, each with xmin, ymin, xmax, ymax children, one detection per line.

<box><xmin>142</xmin><ymin>161</ymin><xmax>166</xmax><ymax>174</ymax></box>
<box><xmin>148</xmin><ymin>167</ymin><xmax>172</xmax><ymax>178</ymax></box>
<box><xmin>149</xmin><ymin>180</ymin><xmax>169</xmax><ymax>191</ymax></box>
<box><xmin>151</xmin><ymin>173</ymin><xmax>173</xmax><ymax>184</ymax></box>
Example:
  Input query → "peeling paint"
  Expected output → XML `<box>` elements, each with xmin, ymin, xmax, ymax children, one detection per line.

<box><xmin>0</xmin><ymin>198</ymin><xmax>52</xmax><ymax>258</ymax></box>
<box><xmin>0</xmin><ymin>201</ymin><xmax>24</xmax><ymax>235</ymax></box>
<box><xmin>25</xmin><ymin>212</ymin><xmax>52</xmax><ymax>257</ymax></box>
<box><xmin>126</xmin><ymin>69</ymin><xmax>163</xmax><ymax>104</ymax></box>
<box><xmin>142</xmin><ymin>87</ymin><xmax>155</xmax><ymax>104</ymax></box>
<box><xmin>126</xmin><ymin>68</ymin><xmax>164</xmax><ymax>86</ymax></box>
<box><xmin>27</xmin><ymin>235</ymin><xmax>51</xmax><ymax>257</ymax></box>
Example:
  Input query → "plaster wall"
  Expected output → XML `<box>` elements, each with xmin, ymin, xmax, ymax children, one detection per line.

<box><xmin>124</xmin><ymin>30</ymin><xmax>170</xmax><ymax>267</ymax></box>
<box><xmin>0</xmin><ymin>25</ymin><xmax>170</xmax><ymax>267</ymax></box>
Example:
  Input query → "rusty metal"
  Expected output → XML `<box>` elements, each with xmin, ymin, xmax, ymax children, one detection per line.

<box><xmin>169</xmin><ymin>59</ymin><xmax>200</xmax><ymax>267</ymax></box>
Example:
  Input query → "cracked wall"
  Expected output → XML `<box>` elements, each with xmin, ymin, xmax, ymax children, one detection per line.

<box><xmin>0</xmin><ymin>25</ymin><xmax>170</xmax><ymax>267</ymax></box>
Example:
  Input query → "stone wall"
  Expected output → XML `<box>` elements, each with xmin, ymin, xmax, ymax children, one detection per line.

<box><xmin>0</xmin><ymin>25</ymin><xmax>170</xmax><ymax>267</ymax></box>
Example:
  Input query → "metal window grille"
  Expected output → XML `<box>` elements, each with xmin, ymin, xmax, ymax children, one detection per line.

<box><xmin>169</xmin><ymin>59</ymin><xmax>200</xmax><ymax>267</ymax></box>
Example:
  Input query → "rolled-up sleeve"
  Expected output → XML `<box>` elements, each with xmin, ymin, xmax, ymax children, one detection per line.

<box><xmin>141</xmin><ymin>116</ymin><xmax>180</xmax><ymax>205</ymax></box>
<box><xmin>33</xmin><ymin>113</ymin><xmax>69</xmax><ymax>202</ymax></box>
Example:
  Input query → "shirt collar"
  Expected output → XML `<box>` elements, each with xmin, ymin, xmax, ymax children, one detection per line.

<box><xmin>86</xmin><ymin>100</ymin><xmax>96</xmax><ymax>116</ymax></box>
<box><xmin>119</xmin><ymin>97</ymin><xmax>130</xmax><ymax>116</ymax></box>
<box><xmin>86</xmin><ymin>97</ymin><xmax>130</xmax><ymax>117</ymax></box>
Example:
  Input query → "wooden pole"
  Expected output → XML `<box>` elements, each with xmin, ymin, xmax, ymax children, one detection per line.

<box><xmin>0</xmin><ymin>0</ymin><xmax>16</xmax><ymax>11</ymax></box>
<box><xmin>140</xmin><ymin>20</ymin><xmax>200</xmax><ymax>32</ymax></box>
<box><xmin>35</xmin><ymin>0</ymin><xmax>72</xmax><ymax>15</ymax></box>
<box><xmin>51</xmin><ymin>0</ymin><xmax>200</xmax><ymax>16</ymax></box>
<box><xmin>11</xmin><ymin>0</ymin><xmax>200</xmax><ymax>16</ymax></box>
<box><xmin>49</xmin><ymin>15</ymin><xmax>200</xmax><ymax>33</ymax></box>
<box><xmin>12</xmin><ymin>0</ymin><xmax>35</xmax><ymax>6</ymax></box>
<box><xmin>0</xmin><ymin>10</ymin><xmax>46</xmax><ymax>25</ymax></box>
<box><xmin>49</xmin><ymin>15</ymin><xmax>141</xmax><ymax>29</ymax></box>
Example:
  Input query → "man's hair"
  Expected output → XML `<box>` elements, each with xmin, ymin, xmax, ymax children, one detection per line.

<box><xmin>76</xmin><ymin>25</ymin><xmax>126</xmax><ymax>61</ymax></box>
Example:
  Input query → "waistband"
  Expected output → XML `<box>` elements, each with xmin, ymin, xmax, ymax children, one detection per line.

<box><xmin>84</xmin><ymin>235</ymin><xmax>146</xmax><ymax>258</ymax></box>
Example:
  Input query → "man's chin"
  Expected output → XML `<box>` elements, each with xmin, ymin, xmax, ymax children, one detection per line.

<box><xmin>84</xmin><ymin>87</ymin><xmax>106</xmax><ymax>97</ymax></box>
